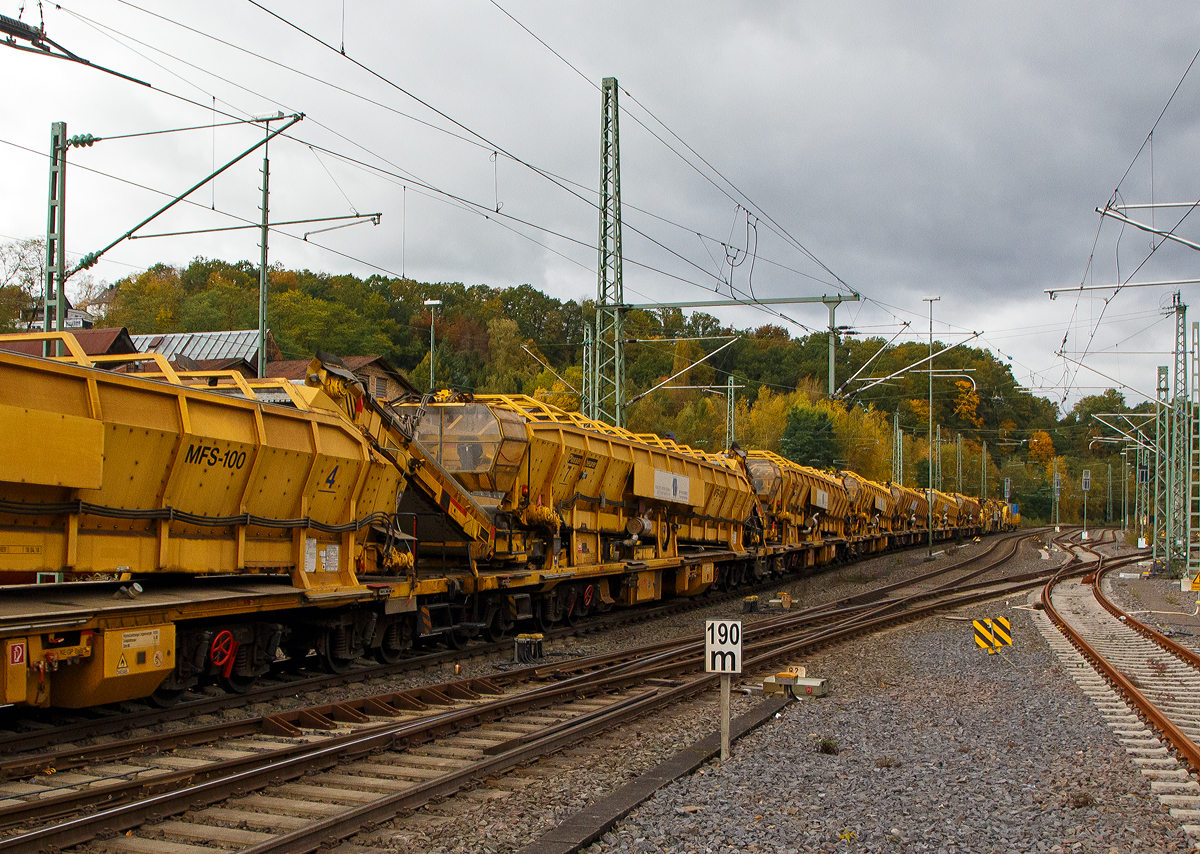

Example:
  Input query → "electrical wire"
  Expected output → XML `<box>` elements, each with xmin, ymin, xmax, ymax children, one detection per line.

<box><xmin>87</xmin><ymin>1</ymin><xmax>841</xmax><ymax>322</ymax></box>
<box><xmin>236</xmin><ymin>1</ymin><xmax>828</xmax><ymax>327</ymax></box>
<box><xmin>484</xmin><ymin>0</ymin><xmax>853</xmax><ymax>296</ymax></box>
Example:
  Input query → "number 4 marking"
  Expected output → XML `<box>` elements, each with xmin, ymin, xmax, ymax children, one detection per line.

<box><xmin>325</xmin><ymin>465</ymin><xmax>339</xmax><ymax>489</ymax></box>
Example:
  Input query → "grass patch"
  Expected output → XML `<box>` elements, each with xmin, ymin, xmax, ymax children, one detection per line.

<box><xmin>818</xmin><ymin>738</ymin><xmax>840</xmax><ymax>755</ymax></box>
<box><xmin>874</xmin><ymin>755</ymin><xmax>900</xmax><ymax>769</ymax></box>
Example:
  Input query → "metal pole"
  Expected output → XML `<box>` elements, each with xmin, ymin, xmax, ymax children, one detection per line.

<box><xmin>257</xmin><ymin>134</ymin><xmax>269</xmax><ymax>378</ymax></box>
<box><xmin>720</xmin><ymin>674</ymin><xmax>731</xmax><ymax>762</ymax></box>
<box><xmin>1053</xmin><ymin>456</ymin><xmax>1060</xmax><ymax>531</ymax></box>
<box><xmin>1122</xmin><ymin>451</ymin><xmax>1128</xmax><ymax>536</ymax></box>
<box><xmin>422</xmin><ymin>297</ymin><xmax>442</xmax><ymax>392</ymax></box>
<box><xmin>826</xmin><ymin>298</ymin><xmax>838</xmax><ymax>396</ymax></box>
<box><xmin>44</xmin><ymin>121</ymin><xmax>67</xmax><ymax>358</ymax></box>
<box><xmin>935</xmin><ymin>424</ymin><xmax>942</xmax><ymax>492</ymax></box>
<box><xmin>726</xmin><ymin>376</ymin><xmax>735</xmax><ymax>450</ymax></box>
<box><xmin>892</xmin><ymin>410</ymin><xmax>902</xmax><ymax>485</ymax></box>
<box><xmin>956</xmin><ymin>434</ymin><xmax>962</xmax><ymax>494</ymax></box>
<box><xmin>924</xmin><ymin>296</ymin><xmax>939</xmax><ymax>555</ymax></box>
<box><xmin>581</xmin><ymin>324</ymin><xmax>593</xmax><ymax>420</ymax></box>
<box><xmin>595</xmin><ymin>77</ymin><xmax>624</xmax><ymax>428</ymax></box>
<box><xmin>1107</xmin><ymin>463</ymin><xmax>1113</xmax><ymax>525</ymax></box>
<box><xmin>982</xmin><ymin>441</ymin><xmax>987</xmax><ymax>501</ymax></box>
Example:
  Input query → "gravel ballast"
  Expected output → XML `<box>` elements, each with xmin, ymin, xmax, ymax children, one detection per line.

<box><xmin>581</xmin><ymin>589</ymin><xmax>1190</xmax><ymax>853</ymax></box>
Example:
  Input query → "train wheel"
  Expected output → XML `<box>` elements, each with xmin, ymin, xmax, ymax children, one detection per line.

<box><xmin>321</xmin><ymin>629</ymin><xmax>356</xmax><ymax>674</ymax></box>
<box><xmin>373</xmin><ymin>622</ymin><xmax>408</xmax><ymax>664</ymax></box>
<box><xmin>373</xmin><ymin>641</ymin><xmax>404</xmax><ymax>664</ymax></box>
<box><xmin>219</xmin><ymin>673</ymin><xmax>257</xmax><ymax>694</ymax></box>
<box><xmin>483</xmin><ymin>610</ymin><xmax>514</xmax><ymax>643</ymax></box>
<box><xmin>534</xmin><ymin>608</ymin><xmax>558</xmax><ymax>633</ymax></box>
<box><xmin>442</xmin><ymin>629</ymin><xmax>468</xmax><ymax>650</ymax></box>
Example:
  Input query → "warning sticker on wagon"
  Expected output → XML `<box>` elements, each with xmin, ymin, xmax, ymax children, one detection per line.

<box><xmin>121</xmin><ymin>629</ymin><xmax>160</xmax><ymax>650</ymax></box>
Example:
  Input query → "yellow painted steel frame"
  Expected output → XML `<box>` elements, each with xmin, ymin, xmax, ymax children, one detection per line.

<box><xmin>890</xmin><ymin>483</ymin><xmax>930</xmax><ymax>532</ymax></box>
<box><xmin>842</xmin><ymin>471</ymin><xmax>896</xmax><ymax>539</ymax></box>
<box><xmin>0</xmin><ymin>344</ymin><xmax>402</xmax><ymax>594</ymax></box>
<box><xmin>404</xmin><ymin>395</ymin><xmax>759</xmax><ymax>602</ymax></box>
<box><xmin>746</xmin><ymin>450</ymin><xmax>850</xmax><ymax>544</ymax></box>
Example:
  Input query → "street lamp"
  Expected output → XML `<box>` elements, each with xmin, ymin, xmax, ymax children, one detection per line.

<box><xmin>923</xmin><ymin>296</ymin><xmax>940</xmax><ymax>557</ymax></box>
<box><xmin>423</xmin><ymin>298</ymin><xmax>441</xmax><ymax>392</ymax></box>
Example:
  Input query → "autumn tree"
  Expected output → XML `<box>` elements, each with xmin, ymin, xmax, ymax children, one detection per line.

<box><xmin>953</xmin><ymin>380</ymin><xmax>983</xmax><ymax>428</ymax></box>
<box><xmin>1029</xmin><ymin>430</ymin><xmax>1055</xmax><ymax>466</ymax></box>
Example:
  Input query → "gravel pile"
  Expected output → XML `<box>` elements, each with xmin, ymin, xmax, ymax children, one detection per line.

<box><xmin>582</xmin><ymin>588</ymin><xmax>1189</xmax><ymax>852</ymax></box>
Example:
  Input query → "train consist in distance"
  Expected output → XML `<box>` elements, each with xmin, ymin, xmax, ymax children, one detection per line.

<box><xmin>0</xmin><ymin>333</ymin><xmax>1019</xmax><ymax>709</ymax></box>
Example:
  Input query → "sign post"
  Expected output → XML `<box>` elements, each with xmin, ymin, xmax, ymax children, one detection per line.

<box><xmin>1053</xmin><ymin>470</ymin><xmax>1061</xmax><ymax>532</ymax></box>
<box><xmin>705</xmin><ymin>619</ymin><xmax>742</xmax><ymax>761</ymax></box>
<box><xmin>1004</xmin><ymin>477</ymin><xmax>1010</xmax><ymax>502</ymax></box>
<box><xmin>1082</xmin><ymin>470</ymin><xmax>1091</xmax><ymax>540</ymax></box>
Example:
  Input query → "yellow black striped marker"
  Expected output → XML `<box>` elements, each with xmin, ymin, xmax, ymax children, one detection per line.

<box><xmin>973</xmin><ymin>619</ymin><xmax>996</xmax><ymax>653</ymax></box>
<box><xmin>992</xmin><ymin>616</ymin><xmax>1012</xmax><ymax>648</ymax></box>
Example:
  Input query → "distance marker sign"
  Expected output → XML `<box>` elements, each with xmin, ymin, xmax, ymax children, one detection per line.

<box><xmin>705</xmin><ymin>619</ymin><xmax>742</xmax><ymax>673</ymax></box>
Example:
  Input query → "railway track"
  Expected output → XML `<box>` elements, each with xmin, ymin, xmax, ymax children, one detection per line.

<box><xmin>0</xmin><ymin>529</ymin><xmax>1043</xmax><ymax>757</ymax></box>
<box><xmin>0</xmin><ymin>527</ymin><xmax>1077</xmax><ymax>854</ymax></box>
<box><xmin>1040</xmin><ymin>533</ymin><xmax>1200</xmax><ymax>837</ymax></box>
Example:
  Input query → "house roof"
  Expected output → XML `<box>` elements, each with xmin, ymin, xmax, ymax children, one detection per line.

<box><xmin>0</xmin><ymin>326</ymin><xmax>139</xmax><ymax>358</ymax></box>
<box><xmin>131</xmin><ymin>329</ymin><xmax>282</xmax><ymax>366</ymax></box>
<box><xmin>265</xmin><ymin>355</ymin><xmax>418</xmax><ymax>394</ymax></box>
<box><xmin>170</xmin><ymin>357</ymin><xmax>257</xmax><ymax>375</ymax></box>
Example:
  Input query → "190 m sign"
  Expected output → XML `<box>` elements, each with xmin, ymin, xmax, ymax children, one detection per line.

<box><xmin>705</xmin><ymin>619</ymin><xmax>742</xmax><ymax>674</ymax></box>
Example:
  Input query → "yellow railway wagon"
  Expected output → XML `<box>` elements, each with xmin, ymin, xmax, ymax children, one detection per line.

<box><xmin>0</xmin><ymin>339</ymin><xmax>459</xmax><ymax>705</ymax></box>
<box><xmin>0</xmin><ymin>340</ymin><xmax>1003</xmax><ymax>709</ymax></box>
<box><xmin>930</xmin><ymin>489</ymin><xmax>960</xmax><ymax>529</ymax></box>
<box><xmin>890</xmin><ymin>483</ymin><xmax>929</xmax><ymax>537</ymax></box>
<box><xmin>842</xmin><ymin>471</ymin><xmax>895</xmax><ymax>553</ymax></box>
<box><xmin>743</xmin><ymin>451</ymin><xmax>851</xmax><ymax>565</ymax></box>
<box><xmin>401</xmin><ymin>395</ymin><xmax>760</xmax><ymax>623</ymax></box>
<box><xmin>954</xmin><ymin>494</ymin><xmax>982</xmax><ymax>530</ymax></box>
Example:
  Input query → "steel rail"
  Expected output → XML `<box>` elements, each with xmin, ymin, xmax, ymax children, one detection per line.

<box><xmin>0</xmin><ymin>529</ymin><xmax>1038</xmax><ymax>756</ymax></box>
<box><xmin>0</xmin><ymin>529</ymin><xmax>1041</xmax><ymax>824</ymax></box>
<box><xmin>1041</xmin><ymin>562</ymin><xmax>1200</xmax><ymax>774</ymax></box>
<box><xmin>227</xmin><ymin>542</ymin><xmax>1069</xmax><ymax>854</ymax></box>
<box><xmin>1089</xmin><ymin>567</ymin><xmax>1200</xmax><ymax>672</ymax></box>
<box><xmin>0</xmin><ymin>534</ymin><xmax>1054</xmax><ymax>853</ymax></box>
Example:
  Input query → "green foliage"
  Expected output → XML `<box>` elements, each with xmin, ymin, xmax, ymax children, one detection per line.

<box><xmin>781</xmin><ymin>406</ymin><xmax>837</xmax><ymax>469</ymax></box>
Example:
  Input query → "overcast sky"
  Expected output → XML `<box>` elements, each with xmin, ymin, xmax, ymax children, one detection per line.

<box><xmin>5</xmin><ymin>1</ymin><xmax>1200</xmax><ymax>413</ymax></box>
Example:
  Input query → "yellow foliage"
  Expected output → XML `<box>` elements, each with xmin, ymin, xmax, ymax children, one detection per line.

<box><xmin>735</xmin><ymin>388</ymin><xmax>807</xmax><ymax>453</ymax></box>
<box><xmin>907</xmin><ymin>398</ymin><xmax>930</xmax><ymax>426</ymax></box>
<box><xmin>1029</xmin><ymin>430</ymin><xmax>1055</xmax><ymax>466</ymax></box>
<box><xmin>829</xmin><ymin>402</ymin><xmax>891</xmax><ymax>482</ymax></box>
<box><xmin>953</xmin><ymin>380</ymin><xmax>983</xmax><ymax>428</ymax></box>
